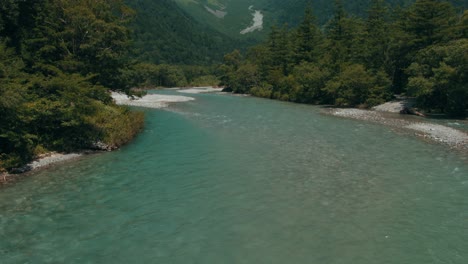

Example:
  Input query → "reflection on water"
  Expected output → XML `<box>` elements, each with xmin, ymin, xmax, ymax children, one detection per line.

<box><xmin>0</xmin><ymin>92</ymin><xmax>467</xmax><ymax>263</ymax></box>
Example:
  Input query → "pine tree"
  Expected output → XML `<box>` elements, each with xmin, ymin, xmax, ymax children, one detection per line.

<box><xmin>324</xmin><ymin>0</ymin><xmax>352</xmax><ymax>69</ymax></box>
<box><xmin>267</xmin><ymin>25</ymin><xmax>294</xmax><ymax>75</ymax></box>
<box><xmin>327</xmin><ymin>0</ymin><xmax>347</xmax><ymax>42</ymax></box>
<box><xmin>404</xmin><ymin>0</ymin><xmax>456</xmax><ymax>49</ymax></box>
<box><xmin>294</xmin><ymin>5</ymin><xmax>321</xmax><ymax>63</ymax></box>
<box><xmin>365</xmin><ymin>0</ymin><xmax>390</xmax><ymax>71</ymax></box>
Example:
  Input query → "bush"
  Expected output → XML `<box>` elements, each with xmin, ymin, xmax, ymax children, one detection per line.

<box><xmin>323</xmin><ymin>64</ymin><xmax>390</xmax><ymax>107</ymax></box>
<box><xmin>87</xmin><ymin>103</ymin><xmax>144</xmax><ymax>148</ymax></box>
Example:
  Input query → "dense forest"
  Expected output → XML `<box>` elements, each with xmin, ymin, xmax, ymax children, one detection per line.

<box><xmin>264</xmin><ymin>0</ymin><xmax>466</xmax><ymax>26</ymax></box>
<box><xmin>0</xmin><ymin>0</ymin><xmax>144</xmax><ymax>171</ymax></box>
<box><xmin>219</xmin><ymin>0</ymin><xmax>468</xmax><ymax>117</ymax></box>
<box><xmin>126</xmin><ymin>0</ymin><xmax>242</xmax><ymax>65</ymax></box>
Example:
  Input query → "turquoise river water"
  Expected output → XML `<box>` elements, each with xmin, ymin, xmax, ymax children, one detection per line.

<box><xmin>1</xmin><ymin>91</ymin><xmax>467</xmax><ymax>263</ymax></box>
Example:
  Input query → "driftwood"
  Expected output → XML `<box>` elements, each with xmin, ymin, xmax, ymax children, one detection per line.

<box><xmin>400</xmin><ymin>107</ymin><xmax>426</xmax><ymax>117</ymax></box>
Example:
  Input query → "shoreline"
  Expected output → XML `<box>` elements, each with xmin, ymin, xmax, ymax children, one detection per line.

<box><xmin>1</xmin><ymin>152</ymin><xmax>87</xmax><ymax>186</ymax></box>
<box><xmin>3</xmin><ymin>92</ymin><xmax>466</xmax><ymax>186</ymax></box>
<box><xmin>177</xmin><ymin>87</ymin><xmax>224</xmax><ymax>94</ymax></box>
<box><xmin>111</xmin><ymin>91</ymin><xmax>195</xmax><ymax>109</ymax></box>
<box><xmin>324</xmin><ymin>107</ymin><xmax>468</xmax><ymax>152</ymax></box>
<box><xmin>1</xmin><ymin>90</ymin><xmax>200</xmax><ymax>186</ymax></box>
<box><xmin>111</xmin><ymin>87</ymin><xmax>223</xmax><ymax>108</ymax></box>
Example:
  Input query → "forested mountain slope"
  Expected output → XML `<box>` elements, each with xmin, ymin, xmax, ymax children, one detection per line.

<box><xmin>125</xmin><ymin>0</ymin><xmax>242</xmax><ymax>64</ymax></box>
<box><xmin>174</xmin><ymin>0</ymin><xmax>269</xmax><ymax>40</ymax></box>
<box><xmin>174</xmin><ymin>0</ymin><xmax>467</xmax><ymax>39</ymax></box>
<box><xmin>267</xmin><ymin>0</ymin><xmax>467</xmax><ymax>25</ymax></box>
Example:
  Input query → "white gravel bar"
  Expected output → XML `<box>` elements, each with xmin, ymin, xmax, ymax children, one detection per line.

<box><xmin>371</xmin><ymin>98</ymin><xmax>415</xmax><ymax>113</ymax></box>
<box><xmin>28</xmin><ymin>153</ymin><xmax>82</xmax><ymax>170</ymax></box>
<box><xmin>177</xmin><ymin>87</ymin><xmax>224</xmax><ymax>94</ymax></box>
<box><xmin>405</xmin><ymin>123</ymin><xmax>468</xmax><ymax>147</ymax></box>
<box><xmin>112</xmin><ymin>92</ymin><xmax>195</xmax><ymax>109</ymax></box>
<box><xmin>372</xmin><ymin>101</ymin><xmax>407</xmax><ymax>113</ymax></box>
<box><xmin>1</xmin><ymin>152</ymin><xmax>83</xmax><ymax>184</ymax></box>
<box><xmin>327</xmin><ymin>108</ymin><xmax>468</xmax><ymax>150</ymax></box>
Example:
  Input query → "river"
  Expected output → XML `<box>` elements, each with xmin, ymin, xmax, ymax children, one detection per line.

<box><xmin>1</xmin><ymin>90</ymin><xmax>467</xmax><ymax>263</ymax></box>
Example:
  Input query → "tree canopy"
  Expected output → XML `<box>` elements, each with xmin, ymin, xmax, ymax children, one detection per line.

<box><xmin>0</xmin><ymin>0</ymin><xmax>144</xmax><ymax>171</ymax></box>
<box><xmin>219</xmin><ymin>0</ymin><xmax>467</xmax><ymax>116</ymax></box>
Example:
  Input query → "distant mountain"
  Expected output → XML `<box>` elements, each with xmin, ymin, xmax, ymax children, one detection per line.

<box><xmin>126</xmin><ymin>0</ymin><xmax>466</xmax><ymax>64</ymax></box>
<box><xmin>174</xmin><ymin>0</ymin><xmax>467</xmax><ymax>39</ymax></box>
<box><xmin>125</xmin><ymin>0</ymin><xmax>242</xmax><ymax>65</ymax></box>
<box><xmin>173</xmin><ymin>0</ymin><xmax>268</xmax><ymax>41</ymax></box>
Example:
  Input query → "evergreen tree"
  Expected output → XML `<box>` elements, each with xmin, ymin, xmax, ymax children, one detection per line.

<box><xmin>267</xmin><ymin>25</ymin><xmax>294</xmax><ymax>76</ymax></box>
<box><xmin>323</xmin><ymin>0</ymin><xmax>353</xmax><ymax>69</ymax></box>
<box><xmin>327</xmin><ymin>0</ymin><xmax>347</xmax><ymax>42</ymax></box>
<box><xmin>294</xmin><ymin>5</ymin><xmax>321</xmax><ymax>63</ymax></box>
<box><xmin>365</xmin><ymin>0</ymin><xmax>391</xmax><ymax>71</ymax></box>
<box><xmin>391</xmin><ymin>0</ymin><xmax>458</xmax><ymax>93</ymax></box>
<box><xmin>452</xmin><ymin>9</ymin><xmax>468</xmax><ymax>38</ymax></box>
<box><xmin>22</xmin><ymin>0</ymin><xmax>135</xmax><ymax>91</ymax></box>
<box><xmin>0</xmin><ymin>43</ymin><xmax>32</xmax><ymax>169</ymax></box>
<box><xmin>404</xmin><ymin>0</ymin><xmax>457</xmax><ymax>49</ymax></box>
<box><xmin>407</xmin><ymin>39</ymin><xmax>468</xmax><ymax>117</ymax></box>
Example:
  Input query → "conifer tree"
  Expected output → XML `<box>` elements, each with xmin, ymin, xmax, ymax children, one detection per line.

<box><xmin>294</xmin><ymin>5</ymin><xmax>321</xmax><ymax>63</ymax></box>
<box><xmin>324</xmin><ymin>0</ymin><xmax>351</xmax><ymax>69</ymax></box>
<box><xmin>365</xmin><ymin>0</ymin><xmax>390</xmax><ymax>71</ymax></box>
<box><xmin>404</xmin><ymin>0</ymin><xmax>456</xmax><ymax>49</ymax></box>
<box><xmin>263</xmin><ymin>24</ymin><xmax>295</xmax><ymax>80</ymax></box>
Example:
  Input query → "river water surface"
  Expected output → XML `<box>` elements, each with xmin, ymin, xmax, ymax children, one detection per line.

<box><xmin>1</xmin><ymin>91</ymin><xmax>467</xmax><ymax>263</ymax></box>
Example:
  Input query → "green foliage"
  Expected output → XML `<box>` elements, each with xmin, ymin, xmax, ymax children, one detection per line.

<box><xmin>0</xmin><ymin>43</ymin><xmax>32</xmax><ymax>169</ymax></box>
<box><xmin>250</xmin><ymin>83</ymin><xmax>273</xmax><ymax>98</ymax></box>
<box><xmin>291</xmin><ymin>62</ymin><xmax>330</xmax><ymax>103</ymax></box>
<box><xmin>189</xmin><ymin>75</ymin><xmax>220</xmax><ymax>87</ymax></box>
<box><xmin>403</xmin><ymin>0</ymin><xmax>456</xmax><ymax>48</ymax></box>
<box><xmin>87</xmin><ymin>103</ymin><xmax>144</xmax><ymax>148</ymax></box>
<box><xmin>231</xmin><ymin>63</ymin><xmax>260</xmax><ymax>94</ymax></box>
<box><xmin>0</xmin><ymin>0</ymin><xmax>145</xmax><ymax>171</ymax></box>
<box><xmin>407</xmin><ymin>39</ymin><xmax>468</xmax><ymax>117</ymax></box>
<box><xmin>364</xmin><ymin>0</ymin><xmax>391</xmax><ymax>71</ymax></box>
<box><xmin>324</xmin><ymin>64</ymin><xmax>390</xmax><ymax>107</ymax></box>
<box><xmin>390</xmin><ymin>0</ymin><xmax>460</xmax><ymax>93</ymax></box>
<box><xmin>173</xmin><ymin>0</ymin><xmax>466</xmax><ymax>42</ymax></box>
<box><xmin>293</xmin><ymin>6</ymin><xmax>322</xmax><ymax>63</ymax></box>
<box><xmin>126</xmin><ymin>62</ymin><xmax>220</xmax><ymax>89</ymax></box>
<box><xmin>21</xmin><ymin>0</ymin><xmax>134</xmax><ymax>91</ymax></box>
<box><xmin>126</xmin><ymin>0</ymin><xmax>241</xmax><ymax>65</ymax></box>
<box><xmin>218</xmin><ymin>0</ymin><xmax>465</xmax><ymax>115</ymax></box>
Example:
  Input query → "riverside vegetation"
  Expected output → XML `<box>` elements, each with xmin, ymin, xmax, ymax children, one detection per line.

<box><xmin>0</xmin><ymin>0</ymin><xmax>146</xmax><ymax>171</ymax></box>
<box><xmin>219</xmin><ymin>0</ymin><xmax>467</xmax><ymax>118</ymax></box>
<box><xmin>0</xmin><ymin>0</ymin><xmax>224</xmax><ymax>173</ymax></box>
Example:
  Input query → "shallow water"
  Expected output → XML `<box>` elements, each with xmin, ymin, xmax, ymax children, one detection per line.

<box><xmin>1</xmin><ymin>91</ymin><xmax>467</xmax><ymax>263</ymax></box>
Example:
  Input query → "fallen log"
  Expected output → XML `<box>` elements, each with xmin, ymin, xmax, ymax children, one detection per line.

<box><xmin>400</xmin><ymin>107</ymin><xmax>426</xmax><ymax>117</ymax></box>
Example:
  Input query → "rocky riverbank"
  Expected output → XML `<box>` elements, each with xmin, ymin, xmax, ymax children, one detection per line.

<box><xmin>177</xmin><ymin>87</ymin><xmax>224</xmax><ymax>94</ymax></box>
<box><xmin>325</xmin><ymin>107</ymin><xmax>468</xmax><ymax>151</ymax></box>
<box><xmin>111</xmin><ymin>92</ymin><xmax>195</xmax><ymax>109</ymax></box>
<box><xmin>1</xmin><ymin>152</ymin><xmax>84</xmax><ymax>186</ymax></box>
<box><xmin>1</xmin><ymin>91</ymin><xmax>198</xmax><ymax>186</ymax></box>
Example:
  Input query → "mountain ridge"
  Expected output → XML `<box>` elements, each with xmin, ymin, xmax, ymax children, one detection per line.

<box><xmin>173</xmin><ymin>0</ymin><xmax>467</xmax><ymax>39</ymax></box>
